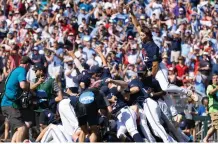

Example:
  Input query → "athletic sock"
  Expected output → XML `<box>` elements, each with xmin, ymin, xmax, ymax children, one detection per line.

<box><xmin>133</xmin><ymin>133</ymin><xmax>144</xmax><ymax>142</ymax></box>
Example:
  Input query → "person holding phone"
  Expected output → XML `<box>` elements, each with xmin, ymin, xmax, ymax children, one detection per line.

<box><xmin>30</xmin><ymin>64</ymin><xmax>63</xmax><ymax>132</ymax></box>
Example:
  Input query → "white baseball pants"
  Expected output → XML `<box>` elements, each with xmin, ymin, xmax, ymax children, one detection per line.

<box><xmin>116</xmin><ymin>107</ymin><xmax>140</xmax><ymax>139</ymax></box>
<box><xmin>58</xmin><ymin>99</ymin><xmax>79</xmax><ymax>136</ymax></box>
<box><xmin>158</xmin><ymin>98</ymin><xmax>189</xmax><ymax>142</ymax></box>
<box><xmin>155</xmin><ymin>62</ymin><xmax>187</xmax><ymax>95</ymax></box>
<box><xmin>138</xmin><ymin>107</ymin><xmax>156</xmax><ymax>142</ymax></box>
<box><xmin>41</xmin><ymin>124</ymin><xmax>73</xmax><ymax>143</ymax></box>
<box><xmin>143</xmin><ymin>98</ymin><xmax>176</xmax><ymax>143</ymax></box>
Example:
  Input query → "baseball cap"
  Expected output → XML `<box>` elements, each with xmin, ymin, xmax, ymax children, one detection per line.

<box><xmin>77</xmin><ymin>75</ymin><xmax>91</xmax><ymax>85</ymax></box>
<box><xmin>89</xmin><ymin>65</ymin><xmax>102</xmax><ymax>74</ymax></box>
<box><xmin>32</xmin><ymin>64</ymin><xmax>46</xmax><ymax>71</ymax></box>
<box><xmin>20</xmin><ymin>56</ymin><xmax>34</xmax><ymax>65</ymax></box>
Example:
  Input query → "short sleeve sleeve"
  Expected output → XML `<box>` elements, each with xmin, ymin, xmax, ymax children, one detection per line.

<box><xmin>206</xmin><ymin>85</ymin><xmax>213</xmax><ymax>96</ymax></box>
<box><xmin>18</xmin><ymin>69</ymin><xmax>27</xmax><ymax>82</ymax></box>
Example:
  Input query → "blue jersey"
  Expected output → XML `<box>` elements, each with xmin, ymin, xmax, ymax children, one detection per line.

<box><xmin>142</xmin><ymin>41</ymin><xmax>160</xmax><ymax>69</ymax></box>
<box><xmin>128</xmin><ymin>78</ymin><xmax>149</xmax><ymax>107</ymax></box>
<box><xmin>110</xmin><ymin>87</ymin><xmax>127</xmax><ymax>114</ymax></box>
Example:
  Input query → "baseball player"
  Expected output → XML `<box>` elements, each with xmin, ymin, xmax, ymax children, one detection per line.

<box><xmin>106</xmin><ymin>79</ymin><xmax>144</xmax><ymax>142</ymax></box>
<box><xmin>40</xmin><ymin>124</ymin><xmax>73</xmax><ymax>143</ymax></box>
<box><xmin>106</xmin><ymin>77</ymin><xmax>157</xmax><ymax>142</ymax></box>
<box><xmin>72</xmin><ymin>75</ymin><xmax>110</xmax><ymax>142</ymax></box>
<box><xmin>126</xmin><ymin>74</ymin><xmax>176</xmax><ymax>142</ymax></box>
<box><xmin>128</xmin><ymin>7</ymin><xmax>198</xmax><ymax>102</ymax></box>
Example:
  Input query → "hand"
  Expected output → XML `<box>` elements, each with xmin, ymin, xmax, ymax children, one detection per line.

<box><xmin>105</xmin><ymin>78</ymin><xmax>113</xmax><ymax>83</ymax></box>
<box><xmin>66</xmin><ymin>49</ymin><xmax>75</xmax><ymax>57</ymax></box>
<box><xmin>111</xmin><ymin>96</ymin><xmax>117</xmax><ymax>102</ymax></box>
<box><xmin>95</xmin><ymin>47</ymin><xmax>102</xmax><ymax>54</ymax></box>
<box><xmin>37</xmin><ymin>77</ymin><xmax>45</xmax><ymax>84</ymax></box>
<box><xmin>147</xmin><ymin>88</ymin><xmax>152</xmax><ymax>94</ymax></box>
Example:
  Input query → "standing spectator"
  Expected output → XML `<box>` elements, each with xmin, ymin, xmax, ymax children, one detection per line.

<box><xmin>184</xmin><ymin>97</ymin><xmax>197</xmax><ymax>142</ymax></box>
<box><xmin>198</xmin><ymin>97</ymin><xmax>209</xmax><ymax>116</ymax></box>
<box><xmin>175</xmin><ymin>56</ymin><xmax>189</xmax><ymax>86</ymax></box>
<box><xmin>1</xmin><ymin>56</ymin><xmax>34</xmax><ymax>142</ymax></box>
<box><xmin>204</xmin><ymin>74</ymin><xmax>218</xmax><ymax>142</ymax></box>
<box><xmin>169</xmin><ymin>31</ymin><xmax>182</xmax><ymax>63</ymax></box>
<box><xmin>199</xmin><ymin>52</ymin><xmax>211</xmax><ymax>85</ymax></box>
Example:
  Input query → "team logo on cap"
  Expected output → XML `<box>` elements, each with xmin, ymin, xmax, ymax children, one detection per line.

<box><xmin>79</xmin><ymin>91</ymin><xmax>95</xmax><ymax>104</ymax></box>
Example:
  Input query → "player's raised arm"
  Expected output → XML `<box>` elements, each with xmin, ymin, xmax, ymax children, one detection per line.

<box><xmin>128</xmin><ymin>6</ymin><xmax>142</xmax><ymax>33</ymax></box>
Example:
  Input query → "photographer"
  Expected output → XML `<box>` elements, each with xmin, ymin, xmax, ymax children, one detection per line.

<box><xmin>30</xmin><ymin>64</ymin><xmax>63</xmax><ymax>132</ymax></box>
<box><xmin>1</xmin><ymin>56</ymin><xmax>34</xmax><ymax>143</ymax></box>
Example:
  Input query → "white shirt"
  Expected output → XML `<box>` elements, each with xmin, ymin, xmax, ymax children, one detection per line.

<box><xmin>65</xmin><ymin>68</ymin><xmax>78</xmax><ymax>88</ymax></box>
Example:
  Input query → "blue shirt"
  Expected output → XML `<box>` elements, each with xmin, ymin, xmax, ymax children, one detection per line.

<box><xmin>110</xmin><ymin>87</ymin><xmax>127</xmax><ymax>114</ymax></box>
<box><xmin>82</xmin><ymin>47</ymin><xmax>96</xmax><ymax>60</ymax></box>
<box><xmin>1</xmin><ymin>67</ymin><xmax>27</xmax><ymax>107</ymax></box>
<box><xmin>142</xmin><ymin>41</ymin><xmax>160</xmax><ymax>69</ymax></box>
<box><xmin>128</xmin><ymin>78</ymin><xmax>149</xmax><ymax>106</ymax></box>
<box><xmin>54</xmin><ymin>48</ymin><xmax>64</xmax><ymax>66</ymax></box>
<box><xmin>181</xmin><ymin>43</ymin><xmax>191</xmax><ymax>58</ymax></box>
<box><xmin>198</xmin><ymin>105</ymin><xmax>206</xmax><ymax>116</ymax></box>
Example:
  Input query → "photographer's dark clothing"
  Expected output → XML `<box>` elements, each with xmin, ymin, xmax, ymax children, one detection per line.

<box><xmin>1</xmin><ymin>107</ymin><xmax>25</xmax><ymax>130</ymax></box>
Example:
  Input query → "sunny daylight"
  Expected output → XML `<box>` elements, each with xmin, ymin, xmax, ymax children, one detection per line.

<box><xmin>0</xmin><ymin>0</ymin><xmax>218</xmax><ymax>143</ymax></box>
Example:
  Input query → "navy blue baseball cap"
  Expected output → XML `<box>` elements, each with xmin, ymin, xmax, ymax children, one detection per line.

<box><xmin>33</xmin><ymin>63</ymin><xmax>46</xmax><ymax>71</ymax></box>
<box><xmin>89</xmin><ymin>65</ymin><xmax>102</xmax><ymax>74</ymax></box>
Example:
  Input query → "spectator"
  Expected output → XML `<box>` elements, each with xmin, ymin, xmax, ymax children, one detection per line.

<box><xmin>198</xmin><ymin>97</ymin><xmax>209</xmax><ymax>116</ymax></box>
<box><xmin>203</xmin><ymin>74</ymin><xmax>218</xmax><ymax>142</ymax></box>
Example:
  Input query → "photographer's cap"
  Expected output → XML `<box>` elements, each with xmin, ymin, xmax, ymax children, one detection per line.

<box><xmin>20</xmin><ymin>56</ymin><xmax>34</xmax><ymax>65</ymax></box>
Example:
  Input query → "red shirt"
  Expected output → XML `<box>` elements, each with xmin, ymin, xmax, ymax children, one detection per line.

<box><xmin>194</xmin><ymin>59</ymin><xmax>200</xmax><ymax>75</ymax></box>
<box><xmin>175</xmin><ymin>64</ymin><xmax>189</xmax><ymax>77</ymax></box>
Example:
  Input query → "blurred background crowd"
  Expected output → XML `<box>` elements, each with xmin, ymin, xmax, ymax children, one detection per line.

<box><xmin>0</xmin><ymin>0</ymin><xmax>218</xmax><ymax>142</ymax></box>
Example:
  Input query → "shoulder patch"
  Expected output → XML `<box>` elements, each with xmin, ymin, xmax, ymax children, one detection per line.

<box><xmin>79</xmin><ymin>91</ymin><xmax>95</xmax><ymax>104</ymax></box>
